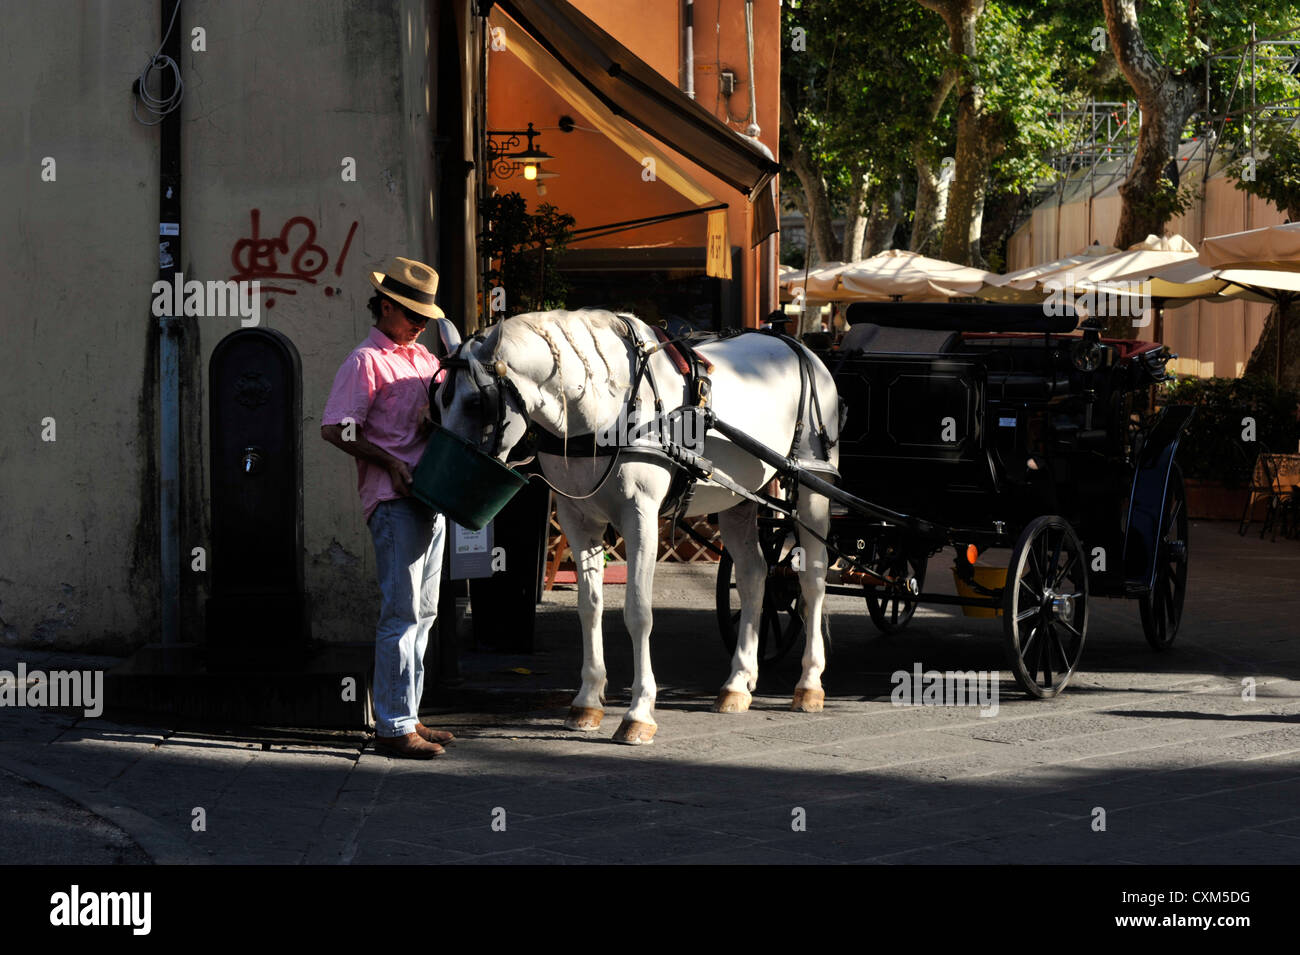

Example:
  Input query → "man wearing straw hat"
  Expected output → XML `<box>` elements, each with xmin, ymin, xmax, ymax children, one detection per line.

<box><xmin>321</xmin><ymin>256</ymin><xmax>456</xmax><ymax>759</ymax></box>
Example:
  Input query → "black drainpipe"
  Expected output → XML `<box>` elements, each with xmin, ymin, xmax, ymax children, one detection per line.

<box><xmin>156</xmin><ymin>0</ymin><xmax>183</xmax><ymax>645</ymax></box>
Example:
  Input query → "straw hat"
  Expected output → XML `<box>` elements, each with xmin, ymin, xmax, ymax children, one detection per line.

<box><xmin>368</xmin><ymin>256</ymin><xmax>446</xmax><ymax>320</ymax></box>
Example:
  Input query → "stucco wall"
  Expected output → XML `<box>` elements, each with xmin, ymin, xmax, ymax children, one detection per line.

<box><xmin>0</xmin><ymin>0</ymin><xmax>442</xmax><ymax>648</ymax></box>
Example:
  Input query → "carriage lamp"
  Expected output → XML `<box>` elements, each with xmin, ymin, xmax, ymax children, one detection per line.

<box><xmin>486</xmin><ymin>122</ymin><xmax>555</xmax><ymax>181</ymax></box>
<box><xmin>533</xmin><ymin>169</ymin><xmax>560</xmax><ymax>196</ymax></box>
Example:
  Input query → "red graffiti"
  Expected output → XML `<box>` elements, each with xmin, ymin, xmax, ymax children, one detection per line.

<box><xmin>335</xmin><ymin>220</ymin><xmax>358</xmax><ymax>277</ymax></box>
<box><xmin>230</xmin><ymin>209</ymin><xmax>358</xmax><ymax>296</ymax></box>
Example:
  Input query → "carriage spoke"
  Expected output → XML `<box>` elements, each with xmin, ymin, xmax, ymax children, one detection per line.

<box><xmin>1018</xmin><ymin>577</ymin><xmax>1041</xmax><ymax>603</ymax></box>
<box><xmin>1057</xmin><ymin>619</ymin><xmax>1084</xmax><ymax>642</ymax></box>
<box><xmin>1052</xmin><ymin>628</ymin><xmax>1071</xmax><ymax>671</ymax></box>
<box><xmin>1045</xmin><ymin>533</ymin><xmax>1064</xmax><ymax>587</ymax></box>
<box><xmin>1050</xmin><ymin>552</ymin><xmax>1079</xmax><ymax>591</ymax></box>
<box><xmin>1039</xmin><ymin>624</ymin><xmax>1054</xmax><ymax>686</ymax></box>
<box><xmin>1020</xmin><ymin>622</ymin><xmax>1040</xmax><ymax>663</ymax></box>
<box><xmin>1026</xmin><ymin>545</ymin><xmax>1044</xmax><ymax>592</ymax></box>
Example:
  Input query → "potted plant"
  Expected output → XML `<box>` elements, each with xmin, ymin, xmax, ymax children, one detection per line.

<box><xmin>1162</xmin><ymin>374</ymin><xmax>1300</xmax><ymax>519</ymax></box>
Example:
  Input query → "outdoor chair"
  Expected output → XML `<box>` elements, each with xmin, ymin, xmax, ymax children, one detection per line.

<box><xmin>1238</xmin><ymin>443</ymin><xmax>1287</xmax><ymax>541</ymax></box>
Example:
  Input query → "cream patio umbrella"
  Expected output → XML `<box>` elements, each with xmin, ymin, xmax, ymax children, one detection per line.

<box><xmin>777</xmin><ymin>263</ymin><xmax>799</xmax><ymax>303</ymax></box>
<box><xmin>1052</xmin><ymin>234</ymin><xmax>1199</xmax><ymax>289</ymax></box>
<box><xmin>1015</xmin><ymin>234</ymin><xmax>1200</xmax><ymax>332</ymax></box>
<box><xmin>1076</xmin><ymin>255</ymin><xmax>1269</xmax><ymax>341</ymax></box>
<box><xmin>979</xmin><ymin>242</ymin><xmax>1119</xmax><ymax>304</ymax></box>
<box><xmin>780</xmin><ymin>261</ymin><xmax>847</xmax><ymax>334</ymax></box>
<box><xmin>827</xmin><ymin>249</ymin><xmax>1007</xmax><ymax>302</ymax></box>
<box><xmin>1196</xmin><ymin>224</ymin><xmax>1300</xmax><ymax>382</ymax></box>
<box><xmin>1198</xmin><ymin>222</ymin><xmax>1300</xmax><ymax>272</ymax></box>
<box><xmin>797</xmin><ymin>260</ymin><xmax>853</xmax><ymax>303</ymax></box>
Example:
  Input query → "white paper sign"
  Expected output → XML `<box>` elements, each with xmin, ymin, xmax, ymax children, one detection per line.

<box><xmin>455</xmin><ymin>526</ymin><xmax>488</xmax><ymax>554</ymax></box>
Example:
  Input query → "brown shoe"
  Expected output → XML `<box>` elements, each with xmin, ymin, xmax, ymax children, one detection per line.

<box><xmin>415</xmin><ymin>723</ymin><xmax>455</xmax><ymax>745</ymax></box>
<box><xmin>373</xmin><ymin>731</ymin><xmax>444</xmax><ymax>759</ymax></box>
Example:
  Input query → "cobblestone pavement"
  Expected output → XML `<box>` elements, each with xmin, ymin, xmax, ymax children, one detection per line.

<box><xmin>1</xmin><ymin>521</ymin><xmax>1298</xmax><ymax>864</ymax></box>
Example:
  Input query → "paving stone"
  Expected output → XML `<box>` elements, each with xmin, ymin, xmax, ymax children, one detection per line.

<box><xmin>3</xmin><ymin>523</ymin><xmax>1299</xmax><ymax>863</ymax></box>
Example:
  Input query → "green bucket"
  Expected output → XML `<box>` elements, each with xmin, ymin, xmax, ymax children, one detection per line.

<box><xmin>410</xmin><ymin>427</ymin><xmax>527</xmax><ymax>530</ymax></box>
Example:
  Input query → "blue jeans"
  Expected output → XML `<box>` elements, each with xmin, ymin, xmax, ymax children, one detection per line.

<box><xmin>367</xmin><ymin>497</ymin><xmax>445</xmax><ymax>737</ymax></box>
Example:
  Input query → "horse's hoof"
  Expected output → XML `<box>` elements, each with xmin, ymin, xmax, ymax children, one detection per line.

<box><xmin>611</xmin><ymin>719</ymin><xmax>657</xmax><ymax>745</ymax></box>
<box><xmin>791</xmin><ymin>687</ymin><xmax>825</xmax><ymax>712</ymax></box>
<box><xmin>711</xmin><ymin>690</ymin><xmax>752</xmax><ymax>714</ymax></box>
<box><xmin>564</xmin><ymin>707</ymin><xmax>604</xmax><ymax>731</ymax></box>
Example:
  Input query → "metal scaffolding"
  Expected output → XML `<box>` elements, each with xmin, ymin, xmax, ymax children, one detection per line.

<box><xmin>1009</xmin><ymin>24</ymin><xmax>1300</xmax><ymax>247</ymax></box>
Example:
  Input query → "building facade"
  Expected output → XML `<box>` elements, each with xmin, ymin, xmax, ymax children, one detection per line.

<box><xmin>0</xmin><ymin>0</ymin><xmax>778</xmax><ymax>650</ymax></box>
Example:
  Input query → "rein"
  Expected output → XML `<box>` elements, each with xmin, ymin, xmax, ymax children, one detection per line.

<box><xmin>440</xmin><ymin>320</ymin><xmax>658</xmax><ymax>501</ymax></box>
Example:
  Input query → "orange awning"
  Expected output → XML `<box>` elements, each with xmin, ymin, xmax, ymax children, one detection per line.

<box><xmin>488</xmin><ymin>0</ymin><xmax>779</xmax><ymax>245</ymax></box>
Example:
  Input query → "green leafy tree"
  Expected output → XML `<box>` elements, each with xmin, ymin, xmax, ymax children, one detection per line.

<box><xmin>1234</xmin><ymin>122</ymin><xmax>1300</xmax><ymax>222</ymax></box>
<box><xmin>782</xmin><ymin>0</ymin><xmax>1072</xmax><ymax>267</ymax></box>
<box><xmin>929</xmin><ymin>0</ymin><xmax>1070</xmax><ymax>265</ymax></box>
<box><xmin>479</xmin><ymin>192</ymin><xmax>575</xmax><ymax>317</ymax></box>
<box><xmin>782</xmin><ymin>0</ymin><xmax>952</xmax><ymax>262</ymax></box>
<box><xmin>1099</xmin><ymin>0</ymin><xmax>1300</xmax><ymax>248</ymax></box>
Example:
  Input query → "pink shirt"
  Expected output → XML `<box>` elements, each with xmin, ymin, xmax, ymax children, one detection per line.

<box><xmin>323</xmin><ymin>326</ymin><xmax>444</xmax><ymax>521</ymax></box>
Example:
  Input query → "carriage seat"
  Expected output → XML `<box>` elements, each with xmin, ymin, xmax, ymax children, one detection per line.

<box><xmin>839</xmin><ymin>323</ymin><xmax>959</xmax><ymax>355</ymax></box>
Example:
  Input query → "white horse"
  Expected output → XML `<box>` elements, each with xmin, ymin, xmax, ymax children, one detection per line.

<box><xmin>438</xmin><ymin>308</ymin><xmax>841</xmax><ymax>744</ymax></box>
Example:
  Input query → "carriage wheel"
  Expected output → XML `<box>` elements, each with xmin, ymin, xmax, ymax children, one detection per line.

<box><xmin>1140</xmin><ymin>465</ymin><xmax>1189</xmax><ymax>651</ymax></box>
<box><xmin>864</xmin><ymin>554</ymin><xmax>927</xmax><ymax>635</ymax></box>
<box><xmin>715</xmin><ymin>520</ymin><xmax>829</xmax><ymax>667</ymax></box>
<box><xmin>1003</xmin><ymin>516</ymin><xmax>1089</xmax><ymax>699</ymax></box>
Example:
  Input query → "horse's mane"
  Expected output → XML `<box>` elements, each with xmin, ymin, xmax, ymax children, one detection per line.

<box><xmin>495</xmin><ymin>309</ymin><xmax>630</xmax><ymax>396</ymax></box>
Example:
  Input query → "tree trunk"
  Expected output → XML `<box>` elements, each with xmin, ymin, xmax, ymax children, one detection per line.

<box><xmin>912</xmin><ymin>151</ymin><xmax>943</xmax><ymax>255</ymax></box>
<box><xmin>864</xmin><ymin>178</ymin><xmax>904</xmax><ymax>255</ymax></box>
<box><xmin>1102</xmin><ymin>0</ymin><xmax>1201</xmax><ymax>249</ymax></box>
<box><xmin>1244</xmin><ymin>299</ymin><xmax>1300</xmax><ymax>392</ymax></box>
<box><xmin>842</xmin><ymin>169</ymin><xmax>869</xmax><ymax>262</ymax></box>
<box><xmin>917</xmin><ymin>0</ymin><xmax>991</xmax><ymax>266</ymax></box>
<box><xmin>910</xmin><ymin>69</ymin><xmax>957</xmax><ymax>255</ymax></box>
<box><xmin>780</xmin><ymin>91</ymin><xmax>837</xmax><ymax>264</ymax></box>
<box><xmin>943</xmin><ymin>106</ymin><xmax>997</xmax><ymax>266</ymax></box>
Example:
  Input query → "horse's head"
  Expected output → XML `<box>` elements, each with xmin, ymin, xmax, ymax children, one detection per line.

<box><xmin>437</xmin><ymin>334</ymin><xmax>533</xmax><ymax>466</ymax></box>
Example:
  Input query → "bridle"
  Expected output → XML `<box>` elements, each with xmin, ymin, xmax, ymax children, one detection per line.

<box><xmin>436</xmin><ymin>316</ymin><xmax>671</xmax><ymax>499</ymax></box>
<box><xmin>438</xmin><ymin>334</ymin><xmax>536</xmax><ymax>464</ymax></box>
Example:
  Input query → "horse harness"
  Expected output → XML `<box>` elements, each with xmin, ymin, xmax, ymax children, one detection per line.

<box><xmin>438</xmin><ymin>318</ymin><xmax>834</xmax><ymax>519</ymax></box>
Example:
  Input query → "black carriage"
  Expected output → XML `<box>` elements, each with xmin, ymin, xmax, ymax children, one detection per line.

<box><xmin>711</xmin><ymin>301</ymin><xmax>1192</xmax><ymax>699</ymax></box>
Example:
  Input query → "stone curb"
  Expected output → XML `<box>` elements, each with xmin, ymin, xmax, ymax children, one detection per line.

<box><xmin>0</xmin><ymin>753</ymin><xmax>202</xmax><ymax>866</ymax></box>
